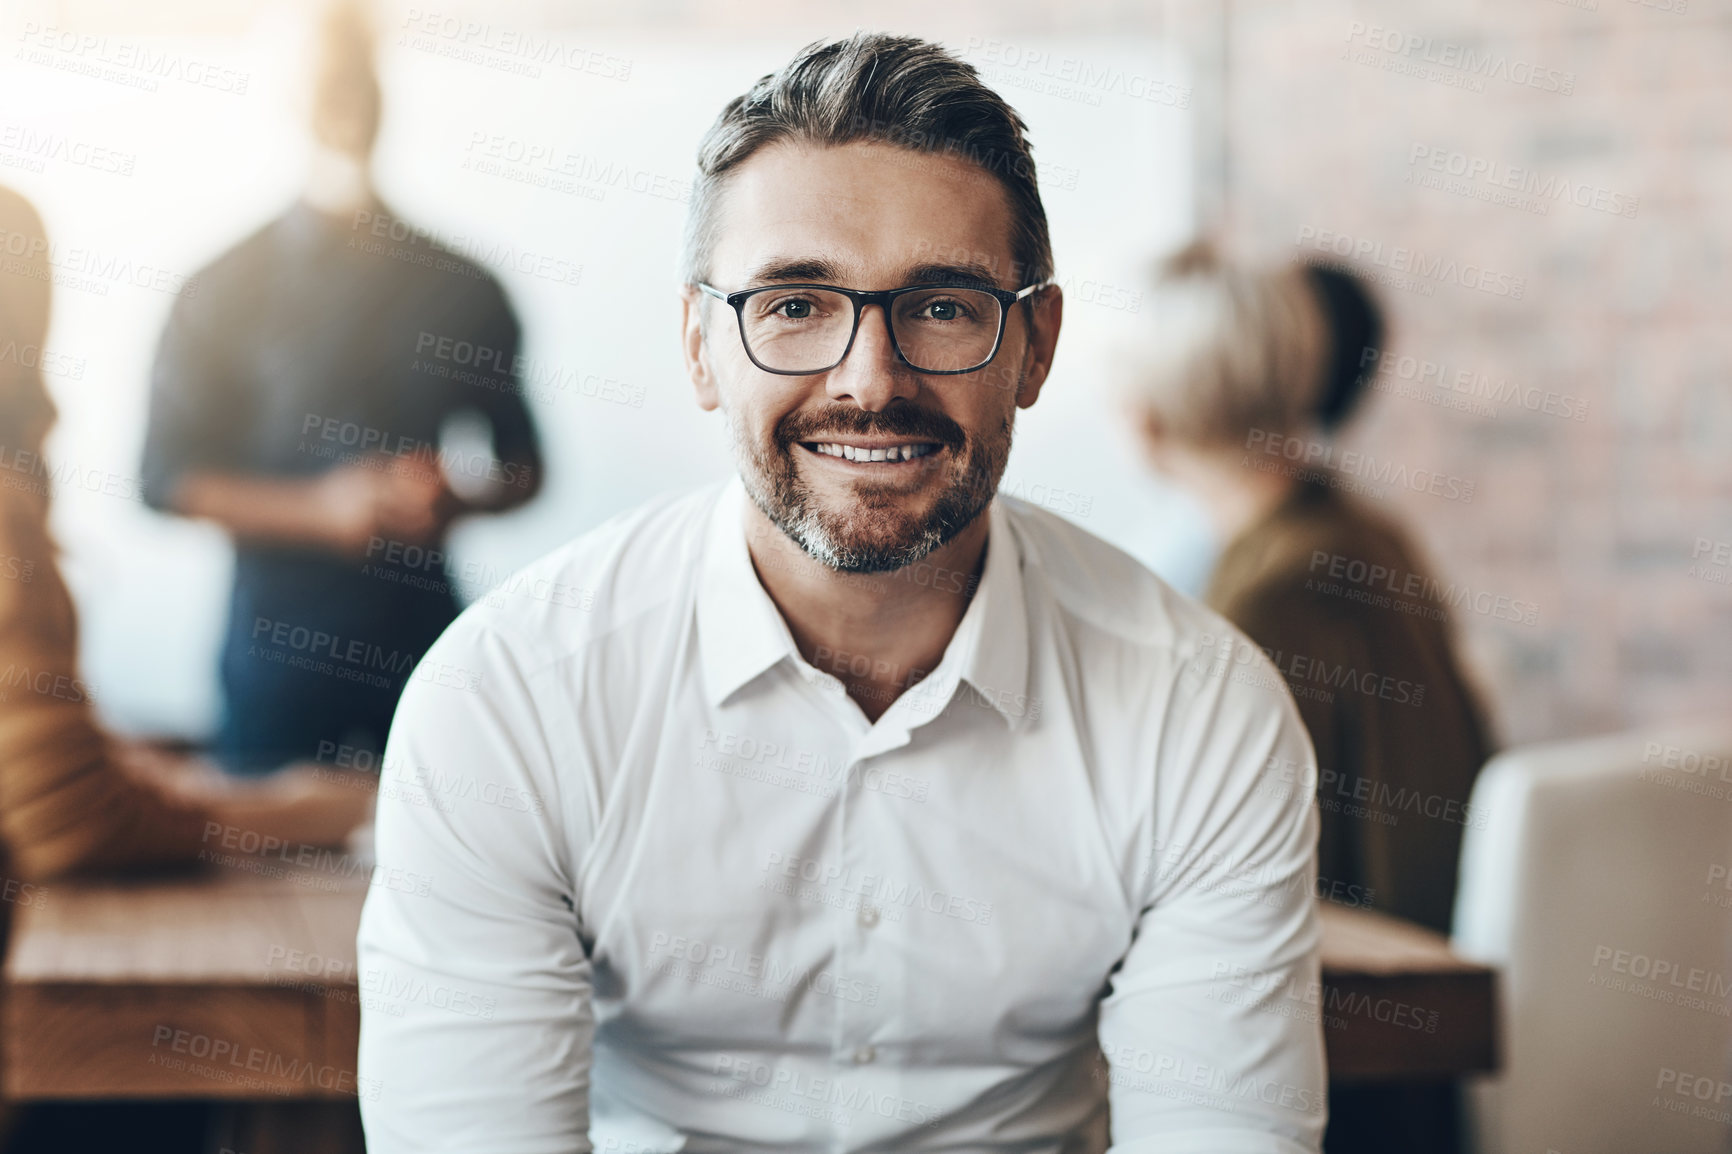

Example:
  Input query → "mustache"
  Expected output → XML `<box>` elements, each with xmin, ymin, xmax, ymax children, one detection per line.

<box><xmin>776</xmin><ymin>405</ymin><xmax>966</xmax><ymax>450</ymax></box>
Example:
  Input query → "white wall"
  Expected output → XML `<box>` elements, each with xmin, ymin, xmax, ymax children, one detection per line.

<box><xmin>0</xmin><ymin>5</ymin><xmax>1203</xmax><ymax>739</ymax></box>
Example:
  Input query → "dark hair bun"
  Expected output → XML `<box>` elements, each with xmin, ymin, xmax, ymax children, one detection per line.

<box><xmin>1302</xmin><ymin>263</ymin><xmax>1384</xmax><ymax>432</ymax></box>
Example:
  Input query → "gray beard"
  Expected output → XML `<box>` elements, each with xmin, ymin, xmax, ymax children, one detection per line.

<box><xmin>728</xmin><ymin>410</ymin><xmax>1013</xmax><ymax>575</ymax></box>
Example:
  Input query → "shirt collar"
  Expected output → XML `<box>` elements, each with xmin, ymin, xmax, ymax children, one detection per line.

<box><xmin>696</xmin><ymin>476</ymin><xmax>804</xmax><ymax>708</ymax></box>
<box><xmin>946</xmin><ymin>496</ymin><xmax>1031</xmax><ymax>728</ymax></box>
<box><xmin>695</xmin><ymin>475</ymin><xmax>1032</xmax><ymax>729</ymax></box>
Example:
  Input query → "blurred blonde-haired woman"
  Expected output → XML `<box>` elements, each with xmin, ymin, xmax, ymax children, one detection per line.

<box><xmin>1119</xmin><ymin>240</ymin><xmax>1494</xmax><ymax>1154</ymax></box>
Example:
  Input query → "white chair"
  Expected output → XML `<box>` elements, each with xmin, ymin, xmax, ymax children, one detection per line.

<box><xmin>1452</xmin><ymin>721</ymin><xmax>1732</xmax><ymax>1154</ymax></box>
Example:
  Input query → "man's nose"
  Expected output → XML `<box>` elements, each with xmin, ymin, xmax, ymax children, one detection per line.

<box><xmin>825</xmin><ymin>303</ymin><xmax>919</xmax><ymax>411</ymax></box>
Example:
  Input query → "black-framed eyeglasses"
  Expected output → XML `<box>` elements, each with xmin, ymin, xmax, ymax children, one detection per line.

<box><xmin>697</xmin><ymin>280</ymin><xmax>1046</xmax><ymax>376</ymax></box>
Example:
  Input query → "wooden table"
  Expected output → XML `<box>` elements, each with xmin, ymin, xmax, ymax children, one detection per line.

<box><xmin>3</xmin><ymin>867</ymin><xmax>1497</xmax><ymax>1100</ymax></box>
<box><xmin>1314</xmin><ymin>902</ymin><xmax>1498</xmax><ymax>1081</ymax></box>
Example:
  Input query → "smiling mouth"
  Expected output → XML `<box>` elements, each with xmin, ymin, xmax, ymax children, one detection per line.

<box><xmin>801</xmin><ymin>441</ymin><xmax>943</xmax><ymax>463</ymax></box>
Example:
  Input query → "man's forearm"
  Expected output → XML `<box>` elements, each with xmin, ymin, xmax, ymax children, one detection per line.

<box><xmin>172</xmin><ymin>471</ymin><xmax>342</xmax><ymax>549</ymax></box>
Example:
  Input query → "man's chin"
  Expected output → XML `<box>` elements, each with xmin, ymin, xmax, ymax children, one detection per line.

<box><xmin>756</xmin><ymin>491</ymin><xmax>926</xmax><ymax>573</ymax></box>
<box><xmin>804</xmin><ymin>509</ymin><xmax>931</xmax><ymax>562</ymax></box>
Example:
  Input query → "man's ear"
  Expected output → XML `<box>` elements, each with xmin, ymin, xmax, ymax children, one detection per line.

<box><xmin>679</xmin><ymin>285</ymin><xmax>720</xmax><ymax>411</ymax></box>
<box><xmin>1014</xmin><ymin>285</ymin><xmax>1064</xmax><ymax>410</ymax></box>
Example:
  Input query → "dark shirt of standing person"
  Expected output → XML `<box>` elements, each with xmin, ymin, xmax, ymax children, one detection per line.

<box><xmin>142</xmin><ymin>200</ymin><xmax>541</xmax><ymax>772</ymax></box>
<box><xmin>140</xmin><ymin>1</ymin><xmax>542</xmax><ymax>774</ymax></box>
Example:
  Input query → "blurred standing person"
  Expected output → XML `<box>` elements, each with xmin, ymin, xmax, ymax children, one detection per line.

<box><xmin>0</xmin><ymin>182</ymin><xmax>373</xmax><ymax>1147</ymax></box>
<box><xmin>1119</xmin><ymin>241</ymin><xmax>1494</xmax><ymax>1154</ymax></box>
<box><xmin>141</xmin><ymin>0</ymin><xmax>543</xmax><ymax>775</ymax></box>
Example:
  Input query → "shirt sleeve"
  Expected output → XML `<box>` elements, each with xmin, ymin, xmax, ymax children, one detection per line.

<box><xmin>1213</xmin><ymin>581</ymin><xmax>1356</xmax><ymax>916</ymax></box>
<box><xmin>1097</xmin><ymin>623</ymin><xmax>1328</xmax><ymax>1154</ymax></box>
<box><xmin>446</xmin><ymin>279</ymin><xmax>543</xmax><ymax>494</ymax></box>
<box><xmin>356</xmin><ymin>615</ymin><xmax>593</xmax><ymax>1153</ymax></box>
<box><xmin>139</xmin><ymin>273</ymin><xmax>252</xmax><ymax>511</ymax></box>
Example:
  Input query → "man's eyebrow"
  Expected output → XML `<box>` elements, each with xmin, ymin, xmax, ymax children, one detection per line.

<box><xmin>902</xmin><ymin>262</ymin><xmax>1006</xmax><ymax>289</ymax></box>
<box><xmin>736</xmin><ymin>258</ymin><xmax>1012</xmax><ymax>290</ymax></box>
<box><xmin>742</xmin><ymin>257</ymin><xmax>845</xmax><ymax>285</ymax></box>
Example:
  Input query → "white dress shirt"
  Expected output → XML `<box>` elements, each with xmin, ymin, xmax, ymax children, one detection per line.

<box><xmin>357</xmin><ymin>474</ymin><xmax>1326</xmax><ymax>1154</ymax></box>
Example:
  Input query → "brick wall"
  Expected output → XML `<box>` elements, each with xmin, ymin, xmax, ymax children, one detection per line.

<box><xmin>1196</xmin><ymin>0</ymin><xmax>1731</xmax><ymax>745</ymax></box>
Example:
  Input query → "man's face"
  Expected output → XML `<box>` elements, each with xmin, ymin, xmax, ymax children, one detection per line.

<box><xmin>681</xmin><ymin>138</ymin><xmax>1062</xmax><ymax>573</ymax></box>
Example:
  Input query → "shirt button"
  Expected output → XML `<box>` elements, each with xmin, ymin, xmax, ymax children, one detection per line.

<box><xmin>853</xmin><ymin>1045</ymin><xmax>876</xmax><ymax>1064</ymax></box>
<box><xmin>858</xmin><ymin>905</ymin><xmax>880</xmax><ymax>929</ymax></box>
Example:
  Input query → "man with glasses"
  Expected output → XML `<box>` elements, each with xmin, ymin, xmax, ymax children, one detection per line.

<box><xmin>359</xmin><ymin>32</ymin><xmax>1325</xmax><ymax>1154</ymax></box>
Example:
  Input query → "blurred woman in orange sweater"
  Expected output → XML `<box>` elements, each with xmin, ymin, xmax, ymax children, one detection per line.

<box><xmin>0</xmin><ymin>183</ymin><xmax>373</xmax><ymax>889</ymax></box>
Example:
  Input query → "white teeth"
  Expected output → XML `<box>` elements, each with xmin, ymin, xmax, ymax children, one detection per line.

<box><xmin>811</xmin><ymin>442</ymin><xmax>936</xmax><ymax>462</ymax></box>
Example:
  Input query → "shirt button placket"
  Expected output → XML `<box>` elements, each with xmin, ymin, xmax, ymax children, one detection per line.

<box><xmin>834</xmin><ymin>751</ymin><xmax>879</xmax><ymax>1128</ymax></box>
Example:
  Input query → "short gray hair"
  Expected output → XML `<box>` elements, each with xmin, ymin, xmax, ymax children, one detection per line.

<box><xmin>681</xmin><ymin>32</ymin><xmax>1053</xmax><ymax>291</ymax></box>
<box><xmin>1118</xmin><ymin>241</ymin><xmax>1330</xmax><ymax>448</ymax></box>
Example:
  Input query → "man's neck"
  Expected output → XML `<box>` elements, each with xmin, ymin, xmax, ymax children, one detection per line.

<box><xmin>303</xmin><ymin>145</ymin><xmax>375</xmax><ymax>218</ymax></box>
<box><xmin>741</xmin><ymin>498</ymin><xmax>990</xmax><ymax>724</ymax></box>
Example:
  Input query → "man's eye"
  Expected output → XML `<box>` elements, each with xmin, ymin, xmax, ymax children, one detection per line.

<box><xmin>760</xmin><ymin>295</ymin><xmax>827</xmax><ymax>321</ymax></box>
<box><xmin>917</xmin><ymin>298</ymin><xmax>970</xmax><ymax>321</ymax></box>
